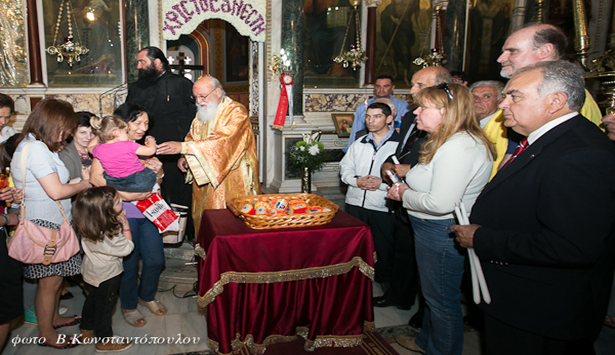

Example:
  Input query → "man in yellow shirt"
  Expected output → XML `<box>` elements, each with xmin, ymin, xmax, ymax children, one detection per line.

<box><xmin>469</xmin><ymin>80</ymin><xmax>516</xmax><ymax>180</ymax></box>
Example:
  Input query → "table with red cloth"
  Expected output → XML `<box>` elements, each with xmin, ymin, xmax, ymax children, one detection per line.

<box><xmin>196</xmin><ymin>209</ymin><xmax>376</xmax><ymax>355</ymax></box>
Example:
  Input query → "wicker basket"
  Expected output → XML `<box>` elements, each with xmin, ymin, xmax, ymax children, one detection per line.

<box><xmin>228</xmin><ymin>193</ymin><xmax>339</xmax><ymax>229</ymax></box>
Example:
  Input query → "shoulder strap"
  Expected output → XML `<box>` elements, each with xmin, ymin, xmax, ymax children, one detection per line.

<box><xmin>19</xmin><ymin>142</ymin><xmax>33</xmax><ymax>224</ymax></box>
<box><xmin>18</xmin><ymin>141</ymin><xmax>70</xmax><ymax>225</ymax></box>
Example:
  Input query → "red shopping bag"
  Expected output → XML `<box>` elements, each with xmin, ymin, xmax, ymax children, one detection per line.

<box><xmin>134</xmin><ymin>192</ymin><xmax>179</xmax><ymax>233</ymax></box>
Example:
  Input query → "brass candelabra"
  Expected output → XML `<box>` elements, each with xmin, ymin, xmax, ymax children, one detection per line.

<box><xmin>333</xmin><ymin>0</ymin><xmax>368</xmax><ymax>70</ymax></box>
<box><xmin>46</xmin><ymin>0</ymin><xmax>89</xmax><ymax>68</ymax></box>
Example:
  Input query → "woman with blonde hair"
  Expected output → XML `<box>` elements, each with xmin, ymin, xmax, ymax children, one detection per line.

<box><xmin>388</xmin><ymin>83</ymin><xmax>495</xmax><ymax>355</ymax></box>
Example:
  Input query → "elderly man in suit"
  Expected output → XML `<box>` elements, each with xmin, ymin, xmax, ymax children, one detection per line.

<box><xmin>451</xmin><ymin>60</ymin><xmax>615</xmax><ymax>355</ymax></box>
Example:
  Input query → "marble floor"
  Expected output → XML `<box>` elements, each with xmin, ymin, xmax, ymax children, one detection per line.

<box><xmin>2</xmin><ymin>279</ymin><xmax>485</xmax><ymax>355</ymax></box>
<box><xmin>4</xmin><ymin>281</ymin><xmax>208</xmax><ymax>355</ymax></box>
<box><xmin>371</xmin><ymin>283</ymin><xmax>484</xmax><ymax>355</ymax></box>
<box><xmin>2</xmin><ymin>284</ymin><xmax>481</xmax><ymax>355</ymax></box>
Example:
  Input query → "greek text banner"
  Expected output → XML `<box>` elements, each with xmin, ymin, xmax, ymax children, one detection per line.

<box><xmin>162</xmin><ymin>0</ymin><xmax>266</xmax><ymax>42</ymax></box>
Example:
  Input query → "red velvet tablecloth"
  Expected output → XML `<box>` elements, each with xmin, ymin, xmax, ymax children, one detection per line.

<box><xmin>196</xmin><ymin>209</ymin><xmax>375</xmax><ymax>355</ymax></box>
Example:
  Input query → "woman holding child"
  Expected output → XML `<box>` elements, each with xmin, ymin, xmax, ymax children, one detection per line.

<box><xmin>388</xmin><ymin>83</ymin><xmax>495</xmax><ymax>355</ymax></box>
<box><xmin>89</xmin><ymin>102</ymin><xmax>167</xmax><ymax>327</ymax></box>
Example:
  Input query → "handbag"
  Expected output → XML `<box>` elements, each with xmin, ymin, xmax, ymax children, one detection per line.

<box><xmin>7</xmin><ymin>141</ymin><xmax>80</xmax><ymax>266</ymax></box>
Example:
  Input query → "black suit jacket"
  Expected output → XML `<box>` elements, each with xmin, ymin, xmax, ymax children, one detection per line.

<box><xmin>471</xmin><ymin>115</ymin><xmax>615</xmax><ymax>340</ymax></box>
<box><xmin>386</xmin><ymin>111</ymin><xmax>427</xmax><ymax>166</ymax></box>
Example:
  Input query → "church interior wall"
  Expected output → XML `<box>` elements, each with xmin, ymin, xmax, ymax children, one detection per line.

<box><xmin>1</xmin><ymin>0</ymin><xmax>614</xmax><ymax>197</ymax></box>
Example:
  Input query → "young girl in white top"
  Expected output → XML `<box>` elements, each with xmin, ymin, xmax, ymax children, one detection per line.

<box><xmin>73</xmin><ymin>186</ymin><xmax>135</xmax><ymax>352</ymax></box>
<box><xmin>89</xmin><ymin>116</ymin><xmax>157</xmax><ymax>193</ymax></box>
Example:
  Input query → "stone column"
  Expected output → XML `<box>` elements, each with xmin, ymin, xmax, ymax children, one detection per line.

<box><xmin>442</xmin><ymin>1</ymin><xmax>466</xmax><ymax>72</ymax></box>
<box><xmin>364</xmin><ymin>1</ymin><xmax>378</xmax><ymax>85</ymax></box>
<box><xmin>281</xmin><ymin>0</ymin><xmax>303</xmax><ymax>115</ymax></box>
<box><xmin>511</xmin><ymin>0</ymin><xmax>528</xmax><ymax>32</ymax></box>
<box><xmin>26</xmin><ymin>0</ymin><xmax>44</xmax><ymax>85</ymax></box>
<box><xmin>125</xmin><ymin>0</ymin><xmax>150</xmax><ymax>83</ymax></box>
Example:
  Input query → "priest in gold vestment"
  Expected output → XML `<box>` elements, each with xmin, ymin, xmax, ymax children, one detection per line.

<box><xmin>157</xmin><ymin>76</ymin><xmax>260</xmax><ymax>234</ymax></box>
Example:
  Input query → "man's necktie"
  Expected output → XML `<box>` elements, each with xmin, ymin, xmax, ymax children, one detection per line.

<box><xmin>502</xmin><ymin>138</ymin><xmax>528</xmax><ymax>169</ymax></box>
<box><xmin>401</xmin><ymin>128</ymin><xmax>418</xmax><ymax>153</ymax></box>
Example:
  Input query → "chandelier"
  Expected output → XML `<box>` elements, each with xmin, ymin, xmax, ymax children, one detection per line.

<box><xmin>46</xmin><ymin>0</ymin><xmax>89</xmax><ymax>67</ymax></box>
<box><xmin>413</xmin><ymin>5</ymin><xmax>446</xmax><ymax>67</ymax></box>
<box><xmin>333</xmin><ymin>0</ymin><xmax>367</xmax><ymax>70</ymax></box>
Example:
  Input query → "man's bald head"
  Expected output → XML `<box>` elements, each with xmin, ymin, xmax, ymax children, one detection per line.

<box><xmin>497</xmin><ymin>23</ymin><xmax>567</xmax><ymax>78</ymax></box>
<box><xmin>409</xmin><ymin>66</ymin><xmax>453</xmax><ymax>99</ymax></box>
<box><xmin>194</xmin><ymin>76</ymin><xmax>226</xmax><ymax>97</ymax></box>
<box><xmin>193</xmin><ymin>76</ymin><xmax>226</xmax><ymax>121</ymax></box>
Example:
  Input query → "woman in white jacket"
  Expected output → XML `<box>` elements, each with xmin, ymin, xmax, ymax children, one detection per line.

<box><xmin>340</xmin><ymin>102</ymin><xmax>400</xmax><ymax>283</ymax></box>
<box><xmin>388</xmin><ymin>83</ymin><xmax>495</xmax><ymax>355</ymax></box>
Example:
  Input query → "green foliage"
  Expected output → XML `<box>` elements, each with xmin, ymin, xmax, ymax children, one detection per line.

<box><xmin>287</xmin><ymin>135</ymin><xmax>329</xmax><ymax>171</ymax></box>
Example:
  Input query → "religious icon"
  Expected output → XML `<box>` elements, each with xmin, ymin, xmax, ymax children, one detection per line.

<box><xmin>375</xmin><ymin>0</ymin><xmax>431</xmax><ymax>88</ymax></box>
<box><xmin>467</xmin><ymin>0</ymin><xmax>513</xmax><ymax>81</ymax></box>
<box><xmin>332</xmin><ymin>113</ymin><xmax>354</xmax><ymax>137</ymax></box>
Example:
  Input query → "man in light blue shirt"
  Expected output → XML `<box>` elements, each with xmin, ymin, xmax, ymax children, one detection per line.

<box><xmin>345</xmin><ymin>74</ymin><xmax>409</xmax><ymax>152</ymax></box>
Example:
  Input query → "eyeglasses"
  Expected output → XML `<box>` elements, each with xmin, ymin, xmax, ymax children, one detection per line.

<box><xmin>195</xmin><ymin>88</ymin><xmax>217</xmax><ymax>101</ymax></box>
<box><xmin>436</xmin><ymin>83</ymin><xmax>453</xmax><ymax>100</ymax></box>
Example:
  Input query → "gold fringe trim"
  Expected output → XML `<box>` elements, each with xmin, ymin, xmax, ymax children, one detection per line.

<box><xmin>197</xmin><ymin>256</ymin><xmax>375</xmax><ymax>311</ymax></box>
<box><xmin>304</xmin><ymin>335</ymin><xmax>363</xmax><ymax>351</ymax></box>
<box><xmin>194</xmin><ymin>244</ymin><xmax>206</xmax><ymax>259</ymax></box>
<box><xmin>207</xmin><ymin>338</ymin><xmax>220</xmax><ymax>354</ymax></box>
<box><xmin>364</xmin><ymin>321</ymin><xmax>376</xmax><ymax>333</ymax></box>
<box><xmin>209</xmin><ymin>321</ymin><xmax>376</xmax><ymax>355</ymax></box>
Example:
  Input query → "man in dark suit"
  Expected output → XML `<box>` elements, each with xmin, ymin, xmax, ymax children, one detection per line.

<box><xmin>452</xmin><ymin>60</ymin><xmax>615</xmax><ymax>354</ymax></box>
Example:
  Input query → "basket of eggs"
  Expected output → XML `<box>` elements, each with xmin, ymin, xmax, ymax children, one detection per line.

<box><xmin>227</xmin><ymin>193</ymin><xmax>339</xmax><ymax>229</ymax></box>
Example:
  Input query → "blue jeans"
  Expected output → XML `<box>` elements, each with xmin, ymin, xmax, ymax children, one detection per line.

<box><xmin>104</xmin><ymin>168</ymin><xmax>156</xmax><ymax>193</ymax></box>
<box><xmin>410</xmin><ymin>216</ymin><xmax>465</xmax><ymax>355</ymax></box>
<box><xmin>120</xmin><ymin>218</ymin><xmax>165</xmax><ymax>310</ymax></box>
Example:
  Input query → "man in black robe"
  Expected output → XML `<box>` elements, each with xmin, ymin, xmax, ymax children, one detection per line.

<box><xmin>126</xmin><ymin>46</ymin><xmax>197</xmax><ymax>240</ymax></box>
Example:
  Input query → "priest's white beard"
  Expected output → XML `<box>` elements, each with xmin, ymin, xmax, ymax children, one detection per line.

<box><xmin>197</xmin><ymin>102</ymin><xmax>218</xmax><ymax>123</ymax></box>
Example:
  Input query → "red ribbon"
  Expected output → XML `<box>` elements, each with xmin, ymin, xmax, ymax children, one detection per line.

<box><xmin>273</xmin><ymin>74</ymin><xmax>293</xmax><ymax>130</ymax></box>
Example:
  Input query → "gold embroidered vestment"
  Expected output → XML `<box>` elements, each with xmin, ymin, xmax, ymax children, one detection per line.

<box><xmin>182</xmin><ymin>97</ymin><xmax>260</xmax><ymax>233</ymax></box>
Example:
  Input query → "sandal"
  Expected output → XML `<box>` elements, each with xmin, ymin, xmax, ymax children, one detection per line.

<box><xmin>122</xmin><ymin>308</ymin><xmax>146</xmax><ymax>327</ymax></box>
<box><xmin>138</xmin><ymin>298</ymin><xmax>167</xmax><ymax>316</ymax></box>
<box><xmin>38</xmin><ymin>335</ymin><xmax>79</xmax><ymax>349</ymax></box>
<box><xmin>53</xmin><ymin>315</ymin><xmax>82</xmax><ymax>329</ymax></box>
